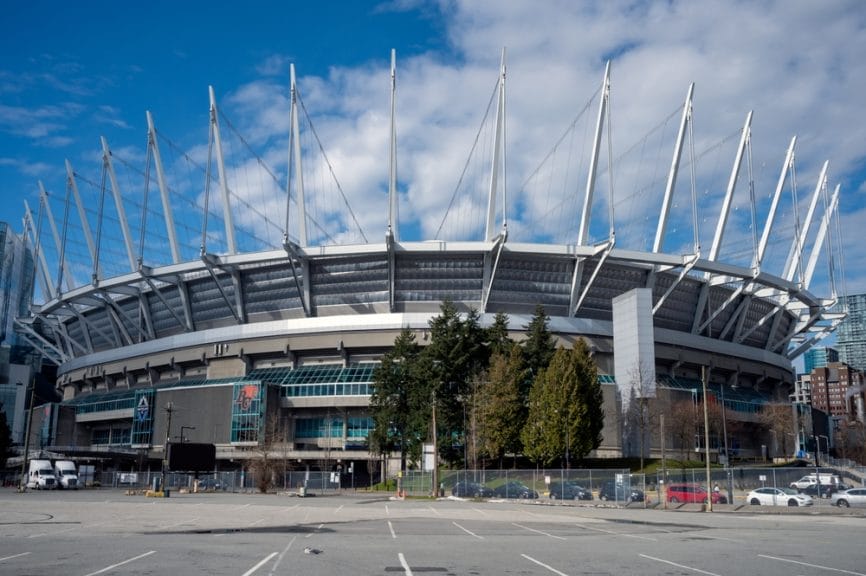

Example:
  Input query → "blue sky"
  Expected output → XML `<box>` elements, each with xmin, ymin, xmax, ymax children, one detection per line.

<box><xmin>2</xmin><ymin>0</ymin><xmax>865</xmax><ymax>318</ymax></box>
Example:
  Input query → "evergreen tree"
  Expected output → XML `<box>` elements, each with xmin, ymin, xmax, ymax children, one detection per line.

<box><xmin>370</xmin><ymin>329</ymin><xmax>426</xmax><ymax>472</ymax></box>
<box><xmin>425</xmin><ymin>300</ymin><xmax>488</xmax><ymax>466</ymax></box>
<box><xmin>474</xmin><ymin>347</ymin><xmax>525</xmax><ymax>468</ymax></box>
<box><xmin>521</xmin><ymin>341</ymin><xmax>604</xmax><ymax>466</ymax></box>
<box><xmin>0</xmin><ymin>403</ymin><xmax>11</xmax><ymax>470</ymax></box>
<box><xmin>486</xmin><ymin>311</ymin><xmax>512</xmax><ymax>356</ymax></box>
<box><xmin>521</xmin><ymin>304</ymin><xmax>556</xmax><ymax>400</ymax></box>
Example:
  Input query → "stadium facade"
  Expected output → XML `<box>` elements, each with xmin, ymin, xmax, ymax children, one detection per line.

<box><xmin>13</xmin><ymin>55</ymin><xmax>846</xmax><ymax>480</ymax></box>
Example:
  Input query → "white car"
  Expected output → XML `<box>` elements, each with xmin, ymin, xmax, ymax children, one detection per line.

<box><xmin>831</xmin><ymin>488</ymin><xmax>866</xmax><ymax>508</ymax></box>
<box><xmin>747</xmin><ymin>487</ymin><xmax>813</xmax><ymax>507</ymax></box>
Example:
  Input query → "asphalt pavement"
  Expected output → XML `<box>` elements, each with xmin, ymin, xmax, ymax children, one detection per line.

<box><xmin>1</xmin><ymin>488</ymin><xmax>864</xmax><ymax>576</ymax></box>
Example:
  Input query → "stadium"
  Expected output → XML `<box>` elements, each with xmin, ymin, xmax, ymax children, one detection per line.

<box><xmin>14</xmin><ymin>54</ymin><xmax>845</xmax><ymax>484</ymax></box>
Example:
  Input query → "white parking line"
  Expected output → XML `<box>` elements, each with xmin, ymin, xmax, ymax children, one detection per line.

<box><xmin>335</xmin><ymin>504</ymin><xmax>344</xmax><ymax>513</ymax></box>
<box><xmin>241</xmin><ymin>552</ymin><xmax>277</xmax><ymax>576</ymax></box>
<box><xmin>452</xmin><ymin>521</ymin><xmax>484</xmax><ymax>539</ymax></box>
<box><xmin>758</xmin><ymin>554</ymin><xmax>866</xmax><ymax>575</ymax></box>
<box><xmin>521</xmin><ymin>553</ymin><xmax>569</xmax><ymax>576</ymax></box>
<box><xmin>639</xmin><ymin>553</ymin><xmax>720</xmax><ymax>576</ymax></box>
<box><xmin>0</xmin><ymin>552</ymin><xmax>30</xmax><ymax>562</ymax></box>
<box><xmin>83</xmin><ymin>550</ymin><xmax>156</xmax><ymax>576</ymax></box>
<box><xmin>388</xmin><ymin>520</ymin><xmax>397</xmax><ymax>539</ymax></box>
<box><xmin>398</xmin><ymin>552</ymin><xmax>414</xmax><ymax>576</ymax></box>
<box><xmin>512</xmin><ymin>522</ymin><xmax>567</xmax><ymax>540</ymax></box>
<box><xmin>578</xmin><ymin>523</ymin><xmax>657</xmax><ymax>542</ymax></box>
<box><xmin>305</xmin><ymin>523</ymin><xmax>324</xmax><ymax>539</ymax></box>
<box><xmin>269</xmin><ymin>536</ymin><xmax>297</xmax><ymax>575</ymax></box>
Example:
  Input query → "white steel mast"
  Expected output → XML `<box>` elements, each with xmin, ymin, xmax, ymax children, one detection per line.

<box><xmin>388</xmin><ymin>49</ymin><xmax>399</xmax><ymax>241</ymax></box>
<box><xmin>209</xmin><ymin>86</ymin><xmax>237</xmax><ymax>254</ymax></box>
<box><xmin>485</xmin><ymin>48</ymin><xmax>507</xmax><ymax>242</ymax></box>
<box><xmin>290</xmin><ymin>64</ymin><xmax>307</xmax><ymax>247</ymax></box>
<box><xmin>146</xmin><ymin>111</ymin><xmax>181</xmax><ymax>264</ymax></box>
<box><xmin>100</xmin><ymin>137</ymin><xmax>137</xmax><ymax>272</ymax></box>
<box><xmin>653</xmin><ymin>83</ymin><xmax>694</xmax><ymax>253</ymax></box>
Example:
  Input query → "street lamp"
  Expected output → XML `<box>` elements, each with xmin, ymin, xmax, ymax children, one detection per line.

<box><xmin>17</xmin><ymin>380</ymin><xmax>36</xmax><ymax>492</ymax></box>
<box><xmin>180</xmin><ymin>426</ymin><xmax>196</xmax><ymax>443</ymax></box>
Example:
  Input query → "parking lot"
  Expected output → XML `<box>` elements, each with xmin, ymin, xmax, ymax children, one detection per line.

<box><xmin>1</xmin><ymin>488</ymin><xmax>865</xmax><ymax>576</ymax></box>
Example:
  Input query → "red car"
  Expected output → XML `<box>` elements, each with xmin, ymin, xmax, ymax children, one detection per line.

<box><xmin>666</xmin><ymin>483</ymin><xmax>727</xmax><ymax>504</ymax></box>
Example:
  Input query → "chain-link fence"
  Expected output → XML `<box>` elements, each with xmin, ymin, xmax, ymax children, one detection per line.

<box><xmin>58</xmin><ymin>463</ymin><xmax>866</xmax><ymax>504</ymax></box>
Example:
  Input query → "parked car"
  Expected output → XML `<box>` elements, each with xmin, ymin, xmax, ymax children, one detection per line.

<box><xmin>831</xmin><ymin>487</ymin><xmax>866</xmax><ymax>508</ymax></box>
<box><xmin>798</xmin><ymin>482</ymin><xmax>849</xmax><ymax>499</ymax></box>
<box><xmin>548</xmin><ymin>481</ymin><xmax>592</xmax><ymax>501</ymax></box>
<box><xmin>747</xmin><ymin>487</ymin><xmax>813</xmax><ymax>507</ymax></box>
<box><xmin>666</xmin><ymin>483</ymin><xmax>727</xmax><ymax>504</ymax></box>
<box><xmin>598</xmin><ymin>481</ymin><xmax>644</xmax><ymax>503</ymax></box>
<box><xmin>492</xmin><ymin>481</ymin><xmax>538</xmax><ymax>499</ymax></box>
<box><xmin>196</xmin><ymin>477</ymin><xmax>223</xmax><ymax>491</ymax></box>
<box><xmin>451</xmin><ymin>481</ymin><xmax>494</xmax><ymax>498</ymax></box>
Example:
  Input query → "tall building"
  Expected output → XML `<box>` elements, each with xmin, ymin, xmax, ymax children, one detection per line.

<box><xmin>0</xmin><ymin>222</ymin><xmax>35</xmax><ymax>349</ymax></box>
<box><xmin>809</xmin><ymin>362</ymin><xmax>866</xmax><ymax>419</ymax></box>
<box><xmin>837</xmin><ymin>294</ymin><xmax>866</xmax><ymax>372</ymax></box>
<box><xmin>804</xmin><ymin>346</ymin><xmax>839</xmax><ymax>374</ymax></box>
<box><xmin>0</xmin><ymin>222</ymin><xmax>38</xmax><ymax>444</ymax></box>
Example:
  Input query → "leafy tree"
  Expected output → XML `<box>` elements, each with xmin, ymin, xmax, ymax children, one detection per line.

<box><xmin>521</xmin><ymin>304</ymin><xmax>556</xmax><ymax>401</ymax></box>
<box><xmin>0</xmin><ymin>402</ymin><xmax>11</xmax><ymax>470</ymax></box>
<box><xmin>474</xmin><ymin>347</ymin><xmax>525</xmax><ymax>468</ymax></box>
<box><xmin>370</xmin><ymin>329</ymin><xmax>426</xmax><ymax>472</ymax></box>
<box><xmin>522</xmin><ymin>341</ymin><xmax>603</xmax><ymax>466</ymax></box>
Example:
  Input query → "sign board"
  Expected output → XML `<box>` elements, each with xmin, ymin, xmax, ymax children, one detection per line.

<box><xmin>168</xmin><ymin>443</ymin><xmax>216</xmax><ymax>471</ymax></box>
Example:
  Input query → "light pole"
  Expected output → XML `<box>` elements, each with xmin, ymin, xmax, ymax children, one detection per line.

<box><xmin>17</xmin><ymin>380</ymin><xmax>36</xmax><ymax>492</ymax></box>
<box><xmin>180</xmin><ymin>426</ymin><xmax>195</xmax><ymax>443</ymax></box>
<box><xmin>701</xmin><ymin>366</ymin><xmax>712</xmax><ymax>512</ymax></box>
<box><xmin>818</xmin><ymin>434</ymin><xmax>829</xmax><ymax>465</ymax></box>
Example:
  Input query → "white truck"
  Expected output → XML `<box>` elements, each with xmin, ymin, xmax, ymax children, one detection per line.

<box><xmin>27</xmin><ymin>459</ymin><xmax>57</xmax><ymax>490</ymax></box>
<box><xmin>790</xmin><ymin>473</ymin><xmax>842</xmax><ymax>490</ymax></box>
<box><xmin>54</xmin><ymin>460</ymin><xmax>79</xmax><ymax>489</ymax></box>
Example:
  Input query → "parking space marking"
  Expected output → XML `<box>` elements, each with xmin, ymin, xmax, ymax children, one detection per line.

<box><xmin>158</xmin><ymin>517</ymin><xmax>199</xmax><ymax>530</ymax></box>
<box><xmin>0</xmin><ymin>552</ymin><xmax>30</xmax><ymax>562</ymax></box>
<box><xmin>639</xmin><ymin>553</ymin><xmax>720</xmax><ymax>576</ymax></box>
<box><xmin>83</xmin><ymin>550</ymin><xmax>156</xmax><ymax>576</ymax></box>
<box><xmin>240</xmin><ymin>551</ymin><xmax>277</xmax><ymax>576</ymax></box>
<box><xmin>335</xmin><ymin>504</ymin><xmax>344</xmax><ymax>513</ymax></box>
<box><xmin>388</xmin><ymin>520</ymin><xmax>397</xmax><ymax>539</ymax></box>
<box><xmin>452</xmin><ymin>521</ymin><xmax>483</xmax><ymax>539</ymax></box>
<box><xmin>270</xmin><ymin>536</ymin><xmax>297</xmax><ymax>574</ymax></box>
<box><xmin>398</xmin><ymin>552</ymin><xmax>414</xmax><ymax>576</ymax></box>
<box><xmin>577</xmin><ymin>523</ymin><xmax>657</xmax><ymax>541</ymax></box>
<box><xmin>305</xmin><ymin>523</ymin><xmax>324</xmax><ymax>538</ymax></box>
<box><xmin>758</xmin><ymin>554</ymin><xmax>866</xmax><ymax>575</ymax></box>
<box><xmin>521</xmin><ymin>553</ymin><xmax>569</xmax><ymax>576</ymax></box>
<box><xmin>471</xmin><ymin>507</ymin><xmax>488</xmax><ymax>516</ymax></box>
<box><xmin>513</xmin><ymin>522</ymin><xmax>566</xmax><ymax>540</ymax></box>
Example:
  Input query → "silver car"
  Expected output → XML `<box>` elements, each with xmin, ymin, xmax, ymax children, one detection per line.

<box><xmin>831</xmin><ymin>487</ymin><xmax>866</xmax><ymax>508</ymax></box>
<box><xmin>747</xmin><ymin>487</ymin><xmax>813</xmax><ymax>507</ymax></box>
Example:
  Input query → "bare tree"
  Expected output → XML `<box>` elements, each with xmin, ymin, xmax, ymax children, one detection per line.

<box><xmin>623</xmin><ymin>361</ymin><xmax>661</xmax><ymax>469</ymax></box>
<box><xmin>668</xmin><ymin>397</ymin><xmax>700</xmax><ymax>461</ymax></box>
<box><xmin>758</xmin><ymin>403</ymin><xmax>795</xmax><ymax>460</ymax></box>
<box><xmin>835</xmin><ymin>419</ymin><xmax>866</xmax><ymax>465</ymax></box>
<box><xmin>248</xmin><ymin>415</ymin><xmax>288</xmax><ymax>493</ymax></box>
